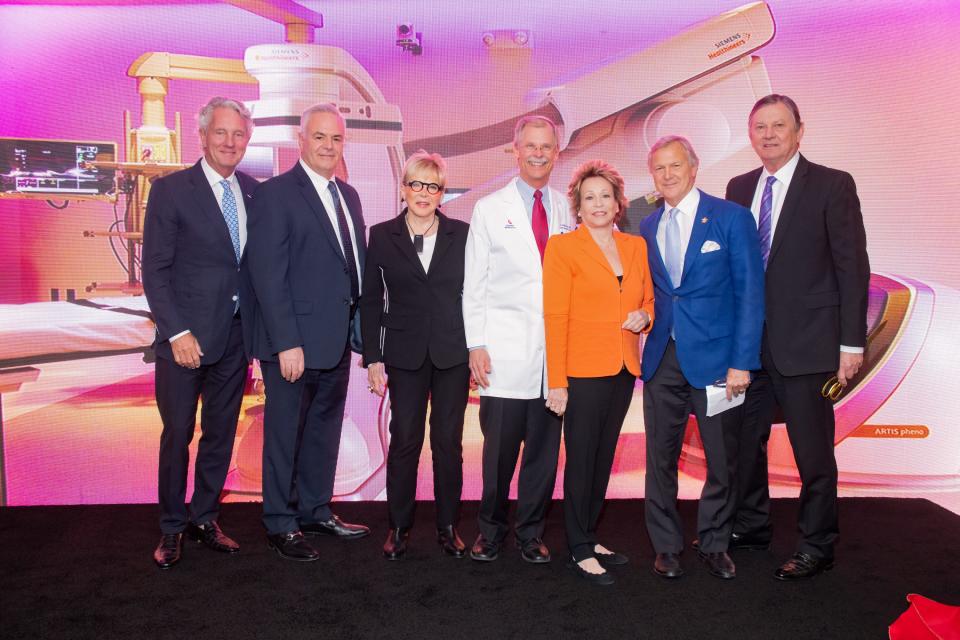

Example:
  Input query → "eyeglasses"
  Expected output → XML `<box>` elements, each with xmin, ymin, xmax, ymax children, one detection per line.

<box><xmin>404</xmin><ymin>180</ymin><xmax>443</xmax><ymax>194</ymax></box>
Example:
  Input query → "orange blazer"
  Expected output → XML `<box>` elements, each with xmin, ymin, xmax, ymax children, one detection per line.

<box><xmin>543</xmin><ymin>225</ymin><xmax>655</xmax><ymax>388</ymax></box>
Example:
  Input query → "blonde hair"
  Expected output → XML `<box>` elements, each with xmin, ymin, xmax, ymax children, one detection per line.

<box><xmin>567</xmin><ymin>159</ymin><xmax>629</xmax><ymax>222</ymax></box>
<box><xmin>402</xmin><ymin>149</ymin><xmax>447</xmax><ymax>188</ymax></box>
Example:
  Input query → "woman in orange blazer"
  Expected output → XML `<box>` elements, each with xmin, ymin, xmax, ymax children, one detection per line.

<box><xmin>543</xmin><ymin>160</ymin><xmax>655</xmax><ymax>586</ymax></box>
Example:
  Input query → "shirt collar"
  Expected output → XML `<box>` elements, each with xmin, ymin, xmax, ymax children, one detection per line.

<box><xmin>200</xmin><ymin>157</ymin><xmax>235</xmax><ymax>188</ymax></box>
<box><xmin>299</xmin><ymin>158</ymin><xmax>335</xmax><ymax>191</ymax></box>
<box><xmin>515</xmin><ymin>176</ymin><xmax>549</xmax><ymax>202</ymax></box>
<box><xmin>667</xmin><ymin>187</ymin><xmax>700</xmax><ymax>218</ymax></box>
<box><xmin>761</xmin><ymin>150</ymin><xmax>801</xmax><ymax>185</ymax></box>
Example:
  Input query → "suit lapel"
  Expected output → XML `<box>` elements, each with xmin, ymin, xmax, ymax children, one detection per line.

<box><xmin>768</xmin><ymin>155</ymin><xmax>809</xmax><ymax>265</ymax></box>
<box><xmin>189</xmin><ymin>161</ymin><xmax>235</xmax><ymax>260</ymax></box>
<box><xmin>338</xmin><ymin>179</ymin><xmax>367</xmax><ymax>270</ymax></box>
<box><xmin>680</xmin><ymin>190</ymin><xmax>712</xmax><ymax>284</ymax></box>
<box><xmin>427</xmin><ymin>212</ymin><xmax>455</xmax><ymax>278</ymax></box>
<box><xmin>615</xmin><ymin>231</ymin><xmax>635</xmax><ymax>281</ymax></box>
<box><xmin>506</xmin><ymin>179</ymin><xmax>542</xmax><ymax>261</ymax></box>
<box><xmin>293</xmin><ymin>163</ymin><xmax>347</xmax><ymax>266</ymax></box>
<box><xmin>732</xmin><ymin>167</ymin><xmax>763</xmax><ymax>208</ymax></box>
<box><xmin>389</xmin><ymin>213</ymin><xmax>427</xmax><ymax>281</ymax></box>
<box><xmin>574</xmin><ymin>226</ymin><xmax>614</xmax><ymax>275</ymax></box>
<box><xmin>645</xmin><ymin>206</ymin><xmax>671</xmax><ymax>286</ymax></box>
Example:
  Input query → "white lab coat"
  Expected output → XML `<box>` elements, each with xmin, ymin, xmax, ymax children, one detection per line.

<box><xmin>463</xmin><ymin>177</ymin><xmax>574</xmax><ymax>399</ymax></box>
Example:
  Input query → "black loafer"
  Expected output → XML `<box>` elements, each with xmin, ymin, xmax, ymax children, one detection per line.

<box><xmin>267</xmin><ymin>531</ymin><xmax>319</xmax><ymax>562</ymax></box>
<box><xmin>186</xmin><ymin>521</ymin><xmax>239</xmax><ymax>553</ymax></box>
<box><xmin>730</xmin><ymin>531</ymin><xmax>772</xmax><ymax>551</ymax></box>
<box><xmin>774</xmin><ymin>552</ymin><xmax>833</xmax><ymax>580</ymax></box>
<box><xmin>469</xmin><ymin>535</ymin><xmax>500</xmax><ymax>562</ymax></box>
<box><xmin>153</xmin><ymin>533</ymin><xmax>183</xmax><ymax>569</ymax></box>
<box><xmin>301</xmin><ymin>515</ymin><xmax>370</xmax><ymax>540</ymax></box>
<box><xmin>516</xmin><ymin>537</ymin><xmax>551</xmax><ymax>564</ymax></box>
<box><xmin>437</xmin><ymin>526</ymin><xmax>466</xmax><ymax>558</ymax></box>
<box><xmin>653</xmin><ymin>552</ymin><xmax>684</xmax><ymax>579</ymax></box>
<box><xmin>698</xmin><ymin>550</ymin><xmax>736</xmax><ymax>579</ymax></box>
<box><xmin>383</xmin><ymin>528</ymin><xmax>409</xmax><ymax>560</ymax></box>
<box><xmin>595</xmin><ymin>547</ymin><xmax>629</xmax><ymax>566</ymax></box>
<box><xmin>567</xmin><ymin>558</ymin><xmax>615</xmax><ymax>586</ymax></box>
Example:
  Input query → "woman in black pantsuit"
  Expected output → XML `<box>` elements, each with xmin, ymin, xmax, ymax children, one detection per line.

<box><xmin>360</xmin><ymin>150</ymin><xmax>471</xmax><ymax>560</ymax></box>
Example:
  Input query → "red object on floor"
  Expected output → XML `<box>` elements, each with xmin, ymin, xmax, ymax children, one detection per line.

<box><xmin>889</xmin><ymin>594</ymin><xmax>960</xmax><ymax>639</ymax></box>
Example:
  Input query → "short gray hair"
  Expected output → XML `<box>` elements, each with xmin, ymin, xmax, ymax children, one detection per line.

<box><xmin>198</xmin><ymin>97</ymin><xmax>253</xmax><ymax>133</ymax></box>
<box><xmin>647</xmin><ymin>135</ymin><xmax>700</xmax><ymax>170</ymax></box>
<box><xmin>300</xmin><ymin>103</ymin><xmax>346</xmax><ymax>136</ymax></box>
<box><xmin>513</xmin><ymin>115</ymin><xmax>559</xmax><ymax>147</ymax></box>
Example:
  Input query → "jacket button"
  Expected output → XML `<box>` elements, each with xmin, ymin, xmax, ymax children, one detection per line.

<box><xmin>673</xmin><ymin>296</ymin><xmax>679</xmax><ymax>302</ymax></box>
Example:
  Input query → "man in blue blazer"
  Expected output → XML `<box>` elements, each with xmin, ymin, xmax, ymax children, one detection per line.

<box><xmin>143</xmin><ymin>97</ymin><xmax>258</xmax><ymax>569</ymax></box>
<box><xmin>639</xmin><ymin>136</ymin><xmax>764</xmax><ymax>580</ymax></box>
<box><xmin>243</xmin><ymin>103</ymin><xmax>369</xmax><ymax>561</ymax></box>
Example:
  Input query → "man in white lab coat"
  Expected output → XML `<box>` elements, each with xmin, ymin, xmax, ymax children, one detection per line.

<box><xmin>463</xmin><ymin>115</ymin><xmax>573</xmax><ymax>563</ymax></box>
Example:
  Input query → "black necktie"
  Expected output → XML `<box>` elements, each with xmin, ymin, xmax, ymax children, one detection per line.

<box><xmin>327</xmin><ymin>180</ymin><xmax>360</xmax><ymax>303</ymax></box>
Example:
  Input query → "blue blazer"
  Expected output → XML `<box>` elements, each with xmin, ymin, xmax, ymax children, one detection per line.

<box><xmin>142</xmin><ymin>160</ymin><xmax>258</xmax><ymax>364</ymax></box>
<box><xmin>639</xmin><ymin>189</ymin><xmax>764</xmax><ymax>388</ymax></box>
<box><xmin>242</xmin><ymin>162</ymin><xmax>366</xmax><ymax>370</ymax></box>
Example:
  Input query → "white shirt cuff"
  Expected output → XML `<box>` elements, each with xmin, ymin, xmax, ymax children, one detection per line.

<box><xmin>839</xmin><ymin>345</ymin><xmax>863</xmax><ymax>354</ymax></box>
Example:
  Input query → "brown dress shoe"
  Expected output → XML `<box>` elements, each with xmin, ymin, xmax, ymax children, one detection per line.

<box><xmin>187</xmin><ymin>521</ymin><xmax>239</xmax><ymax>553</ymax></box>
<box><xmin>154</xmin><ymin>533</ymin><xmax>183</xmax><ymax>569</ymax></box>
<box><xmin>437</xmin><ymin>526</ymin><xmax>466</xmax><ymax>557</ymax></box>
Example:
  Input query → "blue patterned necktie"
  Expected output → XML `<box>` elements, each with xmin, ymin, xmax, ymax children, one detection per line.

<box><xmin>219</xmin><ymin>179</ymin><xmax>241</xmax><ymax>263</ymax></box>
<box><xmin>758</xmin><ymin>175</ymin><xmax>776</xmax><ymax>268</ymax></box>
<box><xmin>327</xmin><ymin>180</ymin><xmax>360</xmax><ymax>302</ymax></box>
<box><xmin>664</xmin><ymin>207</ymin><xmax>683</xmax><ymax>289</ymax></box>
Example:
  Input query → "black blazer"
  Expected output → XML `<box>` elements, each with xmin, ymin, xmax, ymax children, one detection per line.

<box><xmin>726</xmin><ymin>154</ymin><xmax>870</xmax><ymax>376</ymax></box>
<box><xmin>360</xmin><ymin>211</ymin><xmax>469</xmax><ymax>371</ymax></box>
<box><xmin>242</xmin><ymin>162</ymin><xmax>367</xmax><ymax>369</ymax></box>
<box><xmin>142</xmin><ymin>160</ymin><xmax>258</xmax><ymax>364</ymax></box>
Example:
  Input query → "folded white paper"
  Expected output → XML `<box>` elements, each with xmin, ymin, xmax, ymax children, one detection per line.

<box><xmin>706</xmin><ymin>383</ymin><xmax>745</xmax><ymax>417</ymax></box>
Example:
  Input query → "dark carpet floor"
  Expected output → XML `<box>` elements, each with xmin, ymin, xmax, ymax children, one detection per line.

<box><xmin>1</xmin><ymin>498</ymin><xmax>958</xmax><ymax>640</ymax></box>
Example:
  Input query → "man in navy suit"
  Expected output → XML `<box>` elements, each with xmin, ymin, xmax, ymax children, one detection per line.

<box><xmin>143</xmin><ymin>97</ymin><xmax>258</xmax><ymax>569</ymax></box>
<box><xmin>638</xmin><ymin>136</ymin><xmax>764</xmax><ymax>580</ymax></box>
<box><xmin>243</xmin><ymin>103</ymin><xmax>369</xmax><ymax>561</ymax></box>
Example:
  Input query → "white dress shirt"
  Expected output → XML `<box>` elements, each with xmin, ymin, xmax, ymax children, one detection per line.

<box><xmin>656</xmin><ymin>187</ymin><xmax>701</xmax><ymax>276</ymax></box>
<box><xmin>298</xmin><ymin>159</ymin><xmax>363</xmax><ymax>278</ymax></box>
<box><xmin>414</xmin><ymin>232</ymin><xmax>437</xmax><ymax>271</ymax></box>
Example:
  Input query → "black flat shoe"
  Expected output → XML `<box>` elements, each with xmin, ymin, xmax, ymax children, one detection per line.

<box><xmin>774</xmin><ymin>552</ymin><xmax>834</xmax><ymax>580</ymax></box>
<box><xmin>567</xmin><ymin>558</ymin><xmax>615</xmax><ymax>586</ymax></box>
<box><xmin>698</xmin><ymin>550</ymin><xmax>736</xmax><ymax>579</ymax></box>
<box><xmin>516</xmin><ymin>538</ymin><xmax>551</xmax><ymax>564</ymax></box>
<box><xmin>469</xmin><ymin>535</ymin><xmax>500</xmax><ymax>562</ymax></box>
<box><xmin>186</xmin><ymin>521</ymin><xmax>239</xmax><ymax>553</ymax></box>
<box><xmin>383</xmin><ymin>528</ymin><xmax>409</xmax><ymax>560</ymax></box>
<box><xmin>153</xmin><ymin>533</ymin><xmax>183</xmax><ymax>569</ymax></box>
<box><xmin>301</xmin><ymin>515</ymin><xmax>370</xmax><ymax>539</ymax></box>
<box><xmin>653</xmin><ymin>552</ymin><xmax>684</xmax><ymax>579</ymax></box>
<box><xmin>437</xmin><ymin>525</ymin><xmax>466</xmax><ymax>558</ymax></box>
<box><xmin>267</xmin><ymin>531</ymin><xmax>319</xmax><ymax>562</ymax></box>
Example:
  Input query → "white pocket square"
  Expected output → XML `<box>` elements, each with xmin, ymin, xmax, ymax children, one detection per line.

<box><xmin>700</xmin><ymin>240</ymin><xmax>722</xmax><ymax>253</ymax></box>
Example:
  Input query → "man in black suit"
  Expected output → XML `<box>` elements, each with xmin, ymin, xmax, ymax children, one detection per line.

<box><xmin>143</xmin><ymin>97</ymin><xmax>258</xmax><ymax>569</ymax></box>
<box><xmin>243</xmin><ymin>103</ymin><xmax>369</xmax><ymax>561</ymax></box>
<box><xmin>726</xmin><ymin>94</ymin><xmax>870</xmax><ymax>579</ymax></box>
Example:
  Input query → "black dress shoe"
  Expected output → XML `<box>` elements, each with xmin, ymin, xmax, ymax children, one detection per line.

<box><xmin>774</xmin><ymin>552</ymin><xmax>834</xmax><ymax>580</ymax></box>
<box><xmin>730</xmin><ymin>531</ymin><xmax>771</xmax><ymax>551</ymax></box>
<box><xmin>186</xmin><ymin>521</ymin><xmax>239</xmax><ymax>553</ymax></box>
<box><xmin>516</xmin><ymin>537</ymin><xmax>551</xmax><ymax>564</ymax></box>
<box><xmin>437</xmin><ymin>526</ymin><xmax>466</xmax><ymax>558</ymax></box>
<box><xmin>595</xmin><ymin>547</ymin><xmax>629</xmax><ymax>566</ymax></box>
<box><xmin>301</xmin><ymin>515</ymin><xmax>370</xmax><ymax>539</ymax></box>
<box><xmin>653</xmin><ymin>552</ymin><xmax>684</xmax><ymax>578</ymax></box>
<box><xmin>267</xmin><ymin>531</ymin><xmax>320</xmax><ymax>562</ymax></box>
<box><xmin>383</xmin><ymin>528</ymin><xmax>409</xmax><ymax>560</ymax></box>
<box><xmin>698</xmin><ymin>550</ymin><xmax>736</xmax><ymax>579</ymax></box>
<box><xmin>567</xmin><ymin>558</ymin><xmax>615</xmax><ymax>586</ymax></box>
<box><xmin>469</xmin><ymin>535</ymin><xmax>500</xmax><ymax>562</ymax></box>
<box><xmin>153</xmin><ymin>533</ymin><xmax>183</xmax><ymax>569</ymax></box>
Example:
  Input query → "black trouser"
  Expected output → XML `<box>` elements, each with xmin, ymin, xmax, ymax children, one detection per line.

<box><xmin>563</xmin><ymin>369</ymin><xmax>635</xmax><ymax>561</ymax></box>
<box><xmin>734</xmin><ymin>333</ymin><xmax>839</xmax><ymax>559</ymax></box>
<box><xmin>477</xmin><ymin>395</ymin><xmax>562</xmax><ymax>544</ymax></box>
<box><xmin>261</xmin><ymin>344</ymin><xmax>351</xmax><ymax>536</ymax></box>
<box><xmin>643</xmin><ymin>340</ymin><xmax>741</xmax><ymax>554</ymax></box>
<box><xmin>385</xmin><ymin>360</ymin><xmax>470</xmax><ymax>530</ymax></box>
<box><xmin>156</xmin><ymin>316</ymin><xmax>247</xmax><ymax>534</ymax></box>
